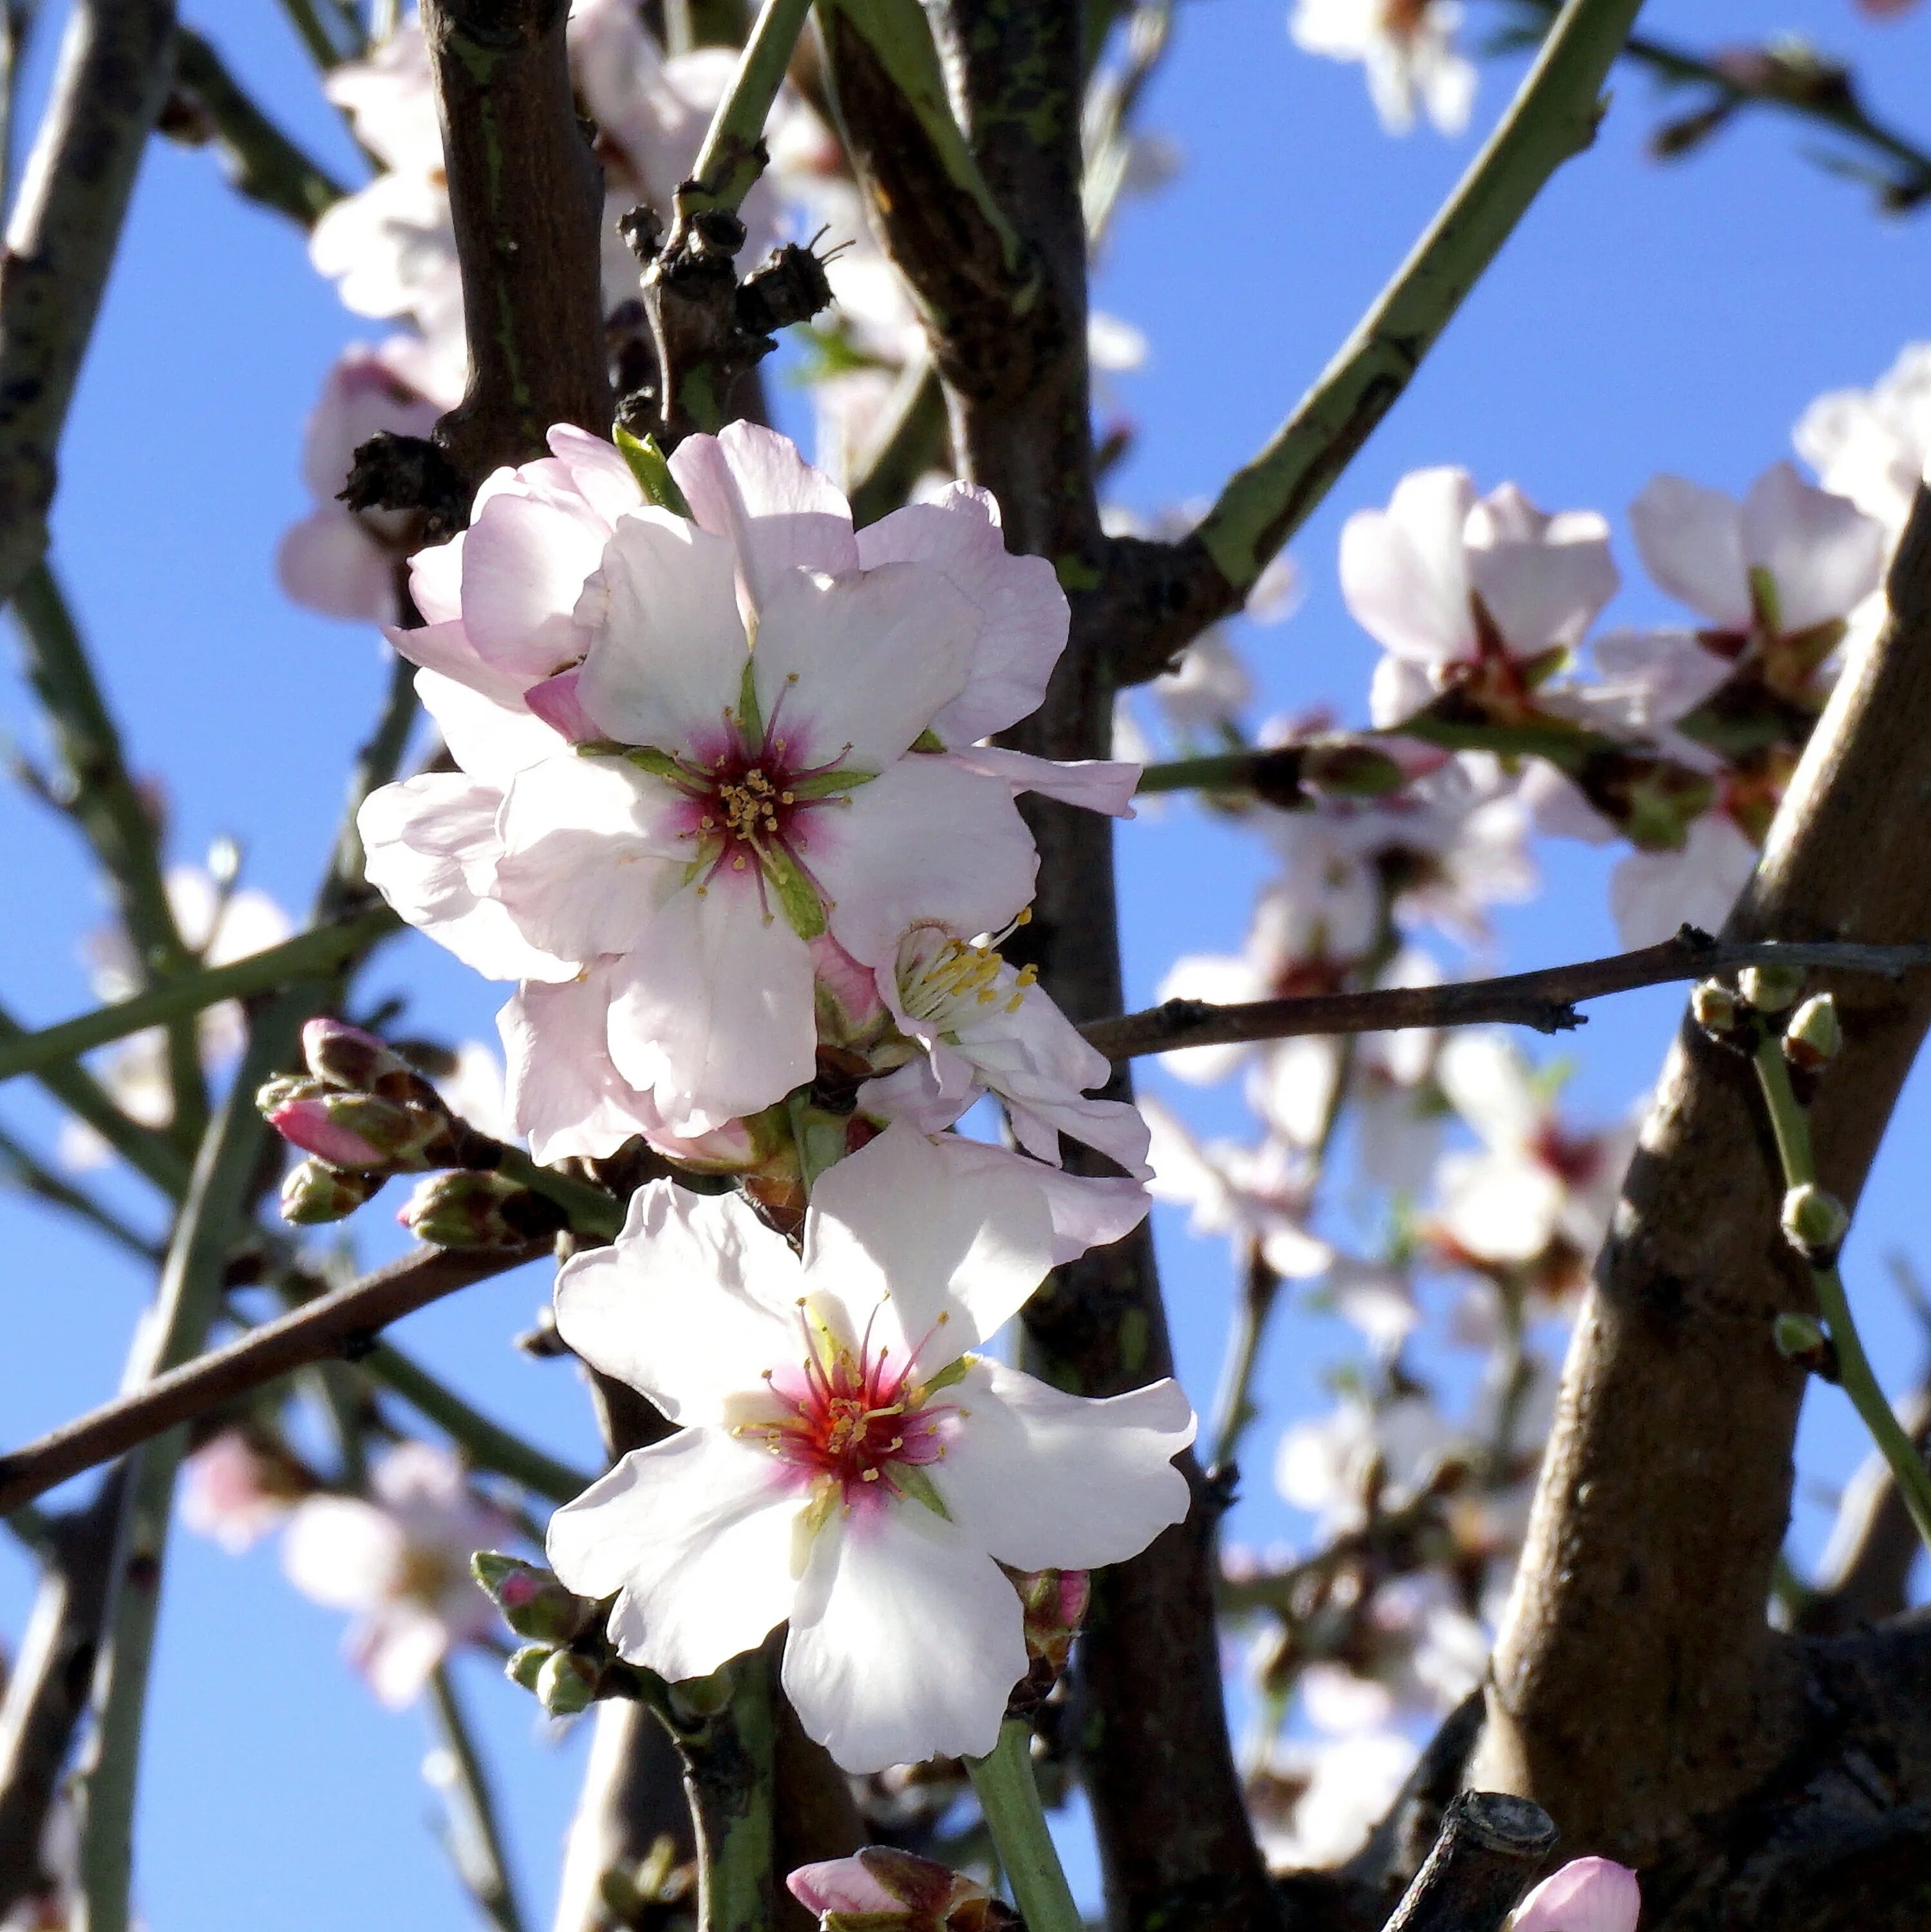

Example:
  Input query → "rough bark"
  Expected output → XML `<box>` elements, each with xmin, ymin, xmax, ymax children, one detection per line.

<box><xmin>1471</xmin><ymin>487</ymin><xmax>1931</xmax><ymax>1860</ymax></box>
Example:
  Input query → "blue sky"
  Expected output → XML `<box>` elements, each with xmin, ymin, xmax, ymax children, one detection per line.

<box><xmin>3</xmin><ymin>0</ymin><xmax>1930</xmax><ymax>1922</ymax></box>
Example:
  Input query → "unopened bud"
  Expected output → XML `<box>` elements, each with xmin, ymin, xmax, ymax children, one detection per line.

<box><xmin>261</xmin><ymin>1082</ymin><xmax>446</xmax><ymax>1170</ymax></box>
<box><xmin>1740</xmin><ymin>962</ymin><xmax>1805</xmax><ymax>1015</ymax></box>
<box><xmin>1772</xmin><ymin>1311</ymin><xmax>1840</xmax><ymax>1381</ymax></box>
<box><xmin>1008</xmin><ymin>1568</ymin><xmax>1089</xmax><ymax>1714</ymax></box>
<box><xmin>1782</xmin><ymin>994</ymin><xmax>1842</xmax><ymax>1070</ymax></box>
<box><xmin>1782</xmin><ymin>1183</ymin><xmax>1851</xmax><ymax>1267</ymax></box>
<box><xmin>301</xmin><ymin>1016</ymin><xmax>420</xmax><ymax>1093</ymax></box>
<box><xmin>505</xmin><ymin>1643</ymin><xmax>552</xmax><ymax>1691</ymax></box>
<box><xmin>471</xmin><ymin>1552</ymin><xmax>592</xmax><ymax>1643</ymax></box>
<box><xmin>1691</xmin><ymin>979</ymin><xmax>1741</xmax><ymax>1039</ymax></box>
<box><xmin>536</xmin><ymin>1647</ymin><xmax>600</xmax><ymax>1718</ymax></box>
<box><xmin>279</xmin><ymin>1157</ymin><xmax>383</xmax><ymax>1224</ymax></box>
<box><xmin>399</xmin><ymin>1171</ymin><xmax>565</xmax><ymax>1250</ymax></box>
<box><xmin>788</xmin><ymin>1849</ymin><xmax>1015</xmax><ymax>1932</ymax></box>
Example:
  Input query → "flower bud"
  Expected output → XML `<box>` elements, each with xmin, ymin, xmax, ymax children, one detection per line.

<box><xmin>1740</xmin><ymin>962</ymin><xmax>1805</xmax><ymax>1015</ymax></box>
<box><xmin>471</xmin><ymin>1551</ymin><xmax>592</xmax><ymax>1644</ymax></box>
<box><xmin>788</xmin><ymin>1849</ymin><xmax>1014</xmax><ymax>1932</ymax></box>
<box><xmin>263</xmin><ymin>1082</ymin><xmax>446</xmax><ymax>1170</ymax></box>
<box><xmin>1691</xmin><ymin>979</ymin><xmax>1741</xmax><ymax>1041</ymax></box>
<box><xmin>536</xmin><ymin>1647</ymin><xmax>601</xmax><ymax>1718</ymax></box>
<box><xmin>505</xmin><ymin>1643</ymin><xmax>552</xmax><ymax>1692</ymax></box>
<box><xmin>399</xmin><ymin>1171</ymin><xmax>566</xmax><ymax>1250</ymax></box>
<box><xmin>1782</xmin><ymin>993</ymin><xmax>1842</xmax><ymax>1070</ymax></box>
<box><xmin>1781</xmin><ymin>1183</ymin><xmax>1851</xmax><ymax>1267</ymax></box>
<box><xmin>1772</xmin><ymin>1310</ymin><xmax>1840</xmax><ymax>1381</ymax></box>
<box><xmin>301</xmin><ymin>1016</ymin><xmax>421</xmax><ymax>1094</ymax></box>
<box><xmin>280</xmin><ymin>1157</ymin><xmax>384</xmax><ymax>1224</ymax></box>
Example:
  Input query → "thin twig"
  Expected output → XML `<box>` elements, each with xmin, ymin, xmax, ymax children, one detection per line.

<box><xmin>1081</xmin><ymin>934</ymin><xmax>1931</xmax><ymax>1062</ymax></box>
<box><xmin>679</xmin><ymin>0</ymin><xmax>815</xmax><ymax>220</ymax></box>
<box><xmin>0</xmin><ymin>903</ymin><xmax>400</xmax><ymax>1087</ymax></box>
<box><xmin>0</xmin><ymin>0</ymin><xmax>178</xmax><ymax>609</ymax></box>
<box><xmin>0</xmin><ymin>1244</ymin><xmax>548</xmax><ymax>1517</ymax></box>
<box><xmin>426</xmin><ymin>1662</ymin><xmax>529</xmax><ymax>1932</ymax></box>
<box><xmin>313</xmin><ymin>647</ymin><xmax>420</xmax><ymax>922</ymax></box>
<box><xmin>0</xmin><ymin>1118</ymin><xmax>162</xmax><ymax>1261</ymax></box>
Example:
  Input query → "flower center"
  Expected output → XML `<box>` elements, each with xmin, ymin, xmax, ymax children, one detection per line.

<box><xmin>898</xmin><ymin>914</ymin><xmax>1037</xmax><ymax>1028</ymax></box>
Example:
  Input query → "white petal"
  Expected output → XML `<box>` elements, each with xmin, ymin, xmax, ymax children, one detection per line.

<box><xmin>460</xmin><ymin>487</ymin><xmax>611</xmax><ymax>677</ymax></box>
<box><xmin>815</xmin><ymin>758</ymin><xmax>1037</xmax><ymax>963</ymax></box>
<box><xmin>554</xmin><ymin>1181</ymin><xmax>800</xmax><ymax>1422</ymax></box>
<box><xmin>283</xmin><ymin>1497</ymin><xmax>402</xmax><ymax>1611</ymax></box>
<box><xmin>932</xmin><ymin>1358</ymin><xmax>1194</xmax><ymax>1570</ymax></box>
<box><xmin>1608</xmin><ymin>813</ymin><xmax>1758</xmax><ymax>948</ymax></box>
<box><xmin>576</xmin><ymin>509</ymin><xmax>748</xmax><ymax>751</ymax></box>
<box><xmin>277</xmin><ymin>510</ymin><xmax>398</xmax><ymax>623</ymax></box>
<box><xmin>353</xmin><ymin>1606</ymin><xmax>450</xmax><ymax>1709</ymax></box>
<box><xmin>856</xmin><ymin>484</ymin><xmax>1070</xmax><ymax>744</ymax></box>
<box><xmin>800</xmin><ymin>1122</ymin><xmax>1059</xmax><ymax>1370</ymax></box>
<box><xmin>1434</xmin><ymin>1030</ymin><xmax>1539</xmax><ymax>1152</ymax></box>
<box><xmin>1466</xmin><ymin>489</ymin><xmax>1617</xmax><ymax>655</ymax></box>
<box><xmin>549</xmin><ymin>1429</ymin><xmax>800</xmax><ymax>1682</ymax></box>
<box><xmin>417</xmin><ymin>668</ymin><xmax>563</xmax><ymax>784</ymax></box>
<box><xmin>1338</xmin><ymin>469</ymin><xmax>1476</xmax><ymax>663</ymax></box>
<box><xmin>1628</xmin><ymin>475</ymin><xmax>1750</xmax><ymax>629</ymax></box>
<box><xmin>1436</xmin><ymin>1150</ymin><xmax>1564</xmax><ymax>1264</ymax></box>
<box><xmin>782</xmin><ymin>1505</ymin><xmax>1026</xmax><ymax>1771</ymax></box>
<box><xmin>912</xmin><ymin>1134</ymin><xmax>1150</xmax><ymax>1264</ymax></box>
<box><xmin>1740</xmin><ymin>460</ymin><xmax>1884</xmax><ymax>634</ymax></box>
<box><xmin>501</xmin><ymin>972</ymin><xmax>668</xmax><ymax>1165</ymax></box>
<box><xmin>603</xmin><ymin>871</ymin><xmax>817</xmax><ymax>1129</ymax></box>
<box><xmin>750</xmin><ymin>564</ymin><xmax>976</xmax><ymax>771</ymax></box>
<box><xmin>940</xmin><ymin>745</ymin><xmax>1140</xmax><ymax>818</ymax></box>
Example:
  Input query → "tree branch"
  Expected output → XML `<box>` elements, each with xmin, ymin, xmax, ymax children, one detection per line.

<box><xmin>1080</xmin><ymin>936</ymin><xmax>1931</xmax><ymax>1062</ymax></box>
<box><xmin>0</xmin><ymin>0</ymin><xmax>178</xmax><ymax>608</ymax></box>
<box><xmin>420</xmin><ymin>0</ymin><xmax>611</xmax><ymax>486</ymax></box>
<box><xmin>1470</xmin><ymin>486</ymin><xmax>1931</xmax><ymax>1860</ymax></box>
<box><xmin>1378</xmin><ymin>1794</ymin><xmax>1556</xmax><ymax>1932</ymax></box>
<box><xmin>1098</xmin><ymin>0</ymin><xmax>1643</xmax><ymax>686</ymax></box>
<box><xmin>0</xmin><ymin>1242</ymin><xmax>546</xmax><ymax>1518</ymax></box>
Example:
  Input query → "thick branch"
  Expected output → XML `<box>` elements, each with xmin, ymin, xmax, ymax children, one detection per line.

<box><xmin>420</xmin><ymin>0</ymin><xmax>611</xmax><ymax>484</ymax></box>
<box><xmin>0</xmin><ymin>0</ymin><xmax>177</xmax><ymax>607</ymax></box>
<box><xmin>1379</xmin><ymin>1793</ymin><xmax>1556</xmax><ymax>1932</ymax></box>
<box><xmin>1471</xmin><ymin>486</ymin><xmax>1931</xmax><ymax>1859</ymax></box>
<box><xmin>1080</xmin><ymin>936</ymin><xmax>1931</xmax><ymax>1061</ymax></box>
<box><xmin>1098</xmin><ymin>0</ymin><xmax>1643</xmax><ymax>685</ymax></box>
<box><xmin>0</xmin><ymin>1244</ymin><xmax>546</xmax><ymax>1517</ymax></box>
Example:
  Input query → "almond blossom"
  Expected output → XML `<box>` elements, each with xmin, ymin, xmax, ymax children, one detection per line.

<box><xmin>281</xmin><ymin>1442</ymin><xmax>514</xmax><ymax>1709</ymax></box>
<box><xmin>1289</xmin><ymin>0</ymin><xmax>1476</xmax><ymax>137</ymax></box>
<box><xmin>1794</xmin><ymin>339</ymin><xmax>1931</xmax><ymax>540</ymax></box>
<box><xmin>545</xmin><ymin>1124</ymin><xmax>1194</xmax><ymax>1772</ymax></box>
<box><xmin>1339</xmin><ymin>468</ymin><xmax>1618</xmax><ymax>730</ymax></box>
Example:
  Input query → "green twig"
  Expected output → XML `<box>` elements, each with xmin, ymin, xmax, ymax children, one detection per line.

<box><xmin>314</xmin><ymin>647</ymin><xmax>421</xmax><ymax>923</ymax></box>
<box><xmin>666</xmin><ymin>1651</ymin><xmax>777</xmax><ymax>1932</ymax></box>
<box><xmin>492</xmin><ymin>1143</ymin><xmax>625</xmax><ymax>1242</ymax></box>
<box><xmin>1751</xmin><ymin>1033</ymin><xmax>1931</xmax><ymax>1555</ymax></box>
<box><xmin>426</xmin><ymin>1662</ymin><xmax>529</xmax><ymax>1932</ymax></box>
<box><xmin>966</xmin><ymin>1720</ymin><xmax>1084</xmax><ymax>1932</ymax></box>
<box><xmin>73</xmin><ymin>985</ymin><xmax>320</xmax><ymax>1932</ymax></box>
<box><xmin>0</xmin><ymin>1117</ymin><xmax>162</xmax><ymax>1260</ymax></box>
<box><xmin>1193</xmin><ymin>0</ymin><xmax>1643</xmax><ymax>596</ymax></box>
<box><xmin>275</xmin><ymin>0</ymin><xmax>350</xmax><ymax>69</ymax></box>
<box><xmin>362</xmin><ymin>1341</ymin><xmax>594</xmax><ymax>1505</ymax></box>
<box><xmin>0</xmin><ymin>904</ymin><xmax>401</xmax><ymax>1088</ymax></box>
<box><xmin>678</xmin><ymin>0</ymin><xmax>814</xmax><ymax>218</ymax></box>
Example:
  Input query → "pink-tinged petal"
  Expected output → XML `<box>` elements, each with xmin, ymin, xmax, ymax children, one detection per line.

<box><xmin>283</xmin><ymin>1496</ymin><xmax>404</xmax><ymax>1612</ymax></box>
<box><xmin>552</xmin><ymin>1181</ymin><xmax>800</xmax><ymax>1422</ymax></box>
<box><xmin>416</xmin><ymin>668</ymin><xmax>563</xmax><ymax>784</ymax></box>
<box><xmin>670</xmin><ymin>419</ymin><xmax>859</xmax><ymax>618</ymax></box>
<box><xmin>785</xmin><ymin>1859</ymin><xmax>904</xmax><ymax>1918</ymax></box>
<box><xmin>856</xmin><ymin>484</ymin><xmax>1071</xmax><ymax>744</ymax></box>
<box><xmin>551</xmin><ymin>1430</ymin><xmax>799</xmax><ymax>1683</ymax></box>
<box><xmin>357</xmin><ymin>773</ymin><xmax>574</xmax><ymax>982</ymax></box>
<box><xmin>460</xmin><ymin>488</ymin><xmax>612</xmax><ymax>679</ymax></box>
<box><xmin>603</xmin><ymin>876</ymin><xmax>818</xmax><ymax>1129</ymax></box>
<box><xmin>392</xmin><ymin>621</ymin><xmax>536</xmax><ymax>713</ymax></box>
<box><xmin>1339</xmin><ymin>468</ymin><xmax>1477</xmax><ymax>663</ymax></box>
<box><xmin>940</xmin><ymin>745</ymin><xmax>1140</xmax><ymax>818</ymax></box>
<box><xmin>278</xmin><ymin>510</ymin><xmax>399</xmax><ymax>623</ymax></box>
<box><xmin>523</xmin><ymin>666</ymin><xmax>598</xmax><ymax>741</ymax></box>
<box><xmin>500</xmin><ymin>971</ymin><xmax>667</xmax><ymax>1165</ymax></box>
<box><xmin>299</xmin><ymin>339</ymin><xmax>443</xmax><ymax>502</ymax></box>
<box><xmin>495</xmin><ymin>755</ymin><xmax>689</xmax><ymax>961</ymax></box>
<box><xmin>751</xmin><ymin>564</ymin><xmax>977</xmax><ymax>771</ymax></box>
<box><xmin>856</xmin><ymin>1057</ymin><xmax>968</xmax><ymax>1137</ymax></box>
<box><xmin>575</xmin><ymin>509</ymin><xmax>748</xmax><ymax>750</ymax></box>
<box><xmin>1518</xmin><ymin>764</ymin><xmax>1617</xmax><ymax>846</ymax></box>
<box><xmin>782</xmin><ymin>1506</ymin><xmax>1027</xmax><ymax>1772</ymax></box>
<box><xmin>1628</xmin><ymin>475</ymin><xmax>1750</xmax><ymax>629</ymax></box>
<box><xmin>932</xmin><ymin>1359</ymin><xmax>1194</xmax><ymax>1570</ymax></box>
<box><xmin>1740</xmin><ymin>460</ymin><xmax>1884</xmax><ymax>634</ymax></box>
<box><xmin>1588</xmin><ymin>628</ymin><xmax>1734</xmax><ymax>728</ymax></box>
<box><xmin>268</xmin><ymin>1097</ymin><xmax>384</xmax><ymax>1168</ymax></box>
<box><xmin>800</xmin><ymin>1122</ymin><xmax>1059</xmax><ymax>1368</ymax></box>
<box><xmin>1368</xmin><ymin>654</ymin><xmax>1436</xmax><ymax>729</ymax></box>
<box><xmin>1511</xmin><ymin>1858</ymin><xmax>1641</xmax><ymax>1932</ymax></box>
<box><xmin>545</xmin><ymin>424</ymin><xmax>645</xmax><ymax>526</ymax></box>
<box><xmin>813</xmin><ymin>759</ymin><xmax>1037</xmax><ymax>965</ymax></box>
<box><xmin>408</xmin><ymin>528</ymin><xmax>466</xmax><ymax>625</ymax></box>
<box><xmin>353</xmin><ymin>1605</ymin><xmax>451</xmax><ymax>1709</ymax></box>
<box><xmin>1006</xmin><ymin>1089</ymin><xmax>1153</xmax><ymax>1176</ymax></box>
<box><xmin>1609</xmin><ymin>812</ymin><xmax>1758</xmax><ymax>949</ymax></box>
<box><xmin>1467</xmin><ymin>488</ymin><xmax>1618</xmax><ymax>656</ymax></box>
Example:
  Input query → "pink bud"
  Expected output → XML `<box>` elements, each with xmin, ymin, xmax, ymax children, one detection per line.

<box><xmin>786</xmin><ymin>1850</ymin><xmax>997</xmax><ymax>1932</ymax></box>
<box><xmin>525</xmin><ymin>667</ymin><xmax>599</xmax><ymax>741</ymax></box>
<box><xmin>787</xmin><ymin>1857</ymin><xmax>906</xmax><ymax>1919</ymax></box>
<box><xmin>1512</xmin><ymin>1857</ymin><xmax>1641</xmax><ymax>1932</ymax></box>
<box><xmin>269</xmin><ymin>1096</ymin><xmax>387</xmax><ymax>1168</ymax></box>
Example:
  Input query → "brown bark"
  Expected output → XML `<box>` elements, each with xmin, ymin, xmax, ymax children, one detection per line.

<box><xmin>1471</xmin><ymin>488</ymin><xmax>1931</xmax><ymax>1861</ymax></box>
<box><xmin>419</xmin><ymin>0</ymin><xmax>613</xmax><ymax>485</ymax></box>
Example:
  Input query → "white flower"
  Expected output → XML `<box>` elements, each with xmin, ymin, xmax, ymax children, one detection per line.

<box><xmin>1276</xmin><ymin>1391</ymin><xmax>1461</xmax><ymax>1537</ymax></box>
<box><xmin>1339</xmin><ymin>468</ymin><xmax>1617</xmax><ymax>728</ymax></box>
<box><xmin>1290</xmin><ymin>0</ymin><xmax>1476</xmax><ymax>137</ymax></box>
<box><xmin>1794</xmin><ymin>341</ymin><xmax>1931</xmax><ymax>539</ymax></box>
<box><xmin>1606</xmin><ymin>811</ymin><xmax>1760</xmax><ymax>949</ymax></box>
<box><xmin>282</xmin><ymin>1443</ymin><xmax>513</xmax><ymax>1709</ymax></box>
<box><xmin>1149</xmin><ymin>625</ymin><xmax>1254</xmax><ymax>743</ymax></box>
<box><xmin>1250</xmin><ymin>1728</ymin><xmax>1417</xmax><ymax>1871</ymax></box>
<box><xmin>859</xmin><ymin>923</ymin><xmax>1151</xmax><ymax>1176</ymax></box>
<box><xmin>546</xmin><ymin>1124</ymin><xmax>1194</xmax><ymax>1772</ymax></box>
<box><xmin>181</xmin><ymin>1432</ymin><xmax>306</xmax><ymax>1554</ymax></box>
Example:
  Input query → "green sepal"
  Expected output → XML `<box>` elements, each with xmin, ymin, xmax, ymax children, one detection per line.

<box><xmin>909</xmin><ymin>727</ymin><xmax>945</xmax><ymax>752</ymax></box>
<box><xmin>891</xmin><ymin>1462</ymin><xmax>953</xmax><ymax>1521</ymax></box>
<box><xmin>735</xmin><ymin>654</ymin><xmax>764</xmax><ymax>744</ymax></box>
<box><xmin>1747</xmin><ymin>563</ymin><xmax>1783</xmax><ymax>638</ymax></box>
<box><xmin>918</xmin><ymin>1352</ymin><xmax>975</xmax><ymax>1397</ymax></box>
<box><xmin>786</xmin><ymin>764</ymin><xmax>878</xmax><ymax>800</ymax></box>
<box><xmin>614</xmin><ymin>426</ymin><xmax>693</xmax><ymax>516</ymax></box>
<box><xmin>764</xmin><ymin>844</ymin><xmax>828</xmax><ymax>941</ymax></box>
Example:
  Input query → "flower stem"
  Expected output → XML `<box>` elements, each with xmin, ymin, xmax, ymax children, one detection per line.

<box><xmin>1751</xmin><ymin>1034</ymin><xmax>1931</xmax><ymax>1555</ymax></box>
<box><xmin>668</xmin><ymin>1652</ymin><xmax>778</xmax><ymax>1932</ymax></box>
<box><xmin>491</xmin><ymin>1142</ymin><xmax>625</xmax><ymax>1241</ymax></box>
<box><xmin>426</xmin><ymin>1662</ymin><xmax>529</xmax><ymax>1932</ymax></box>
<box><xmin>679</xmin><ymin>0</ymin><xmax>815</xmax><ymax>219</ymax></box>
<box><xmin>966</xmin><ymin>1720</ymin><xmax>1084</xmax><ymax>1932</ymax></box>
